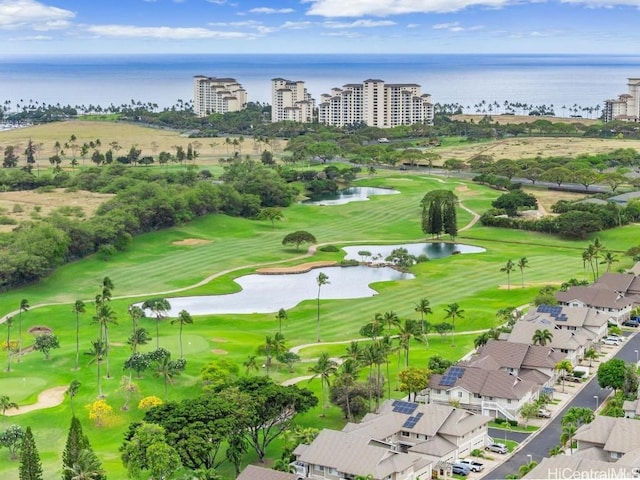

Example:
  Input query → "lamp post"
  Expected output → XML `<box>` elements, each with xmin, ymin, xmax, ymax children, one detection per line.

<box><xmin>594</xmin><ymin>395</ymin><xmax>599</xmax><ymax>410</ymax></box>
<box><xmin>527</xmin><ymin>454</ymin><xmax>533</xmax><ymax>464</ymax></box>
<box><xmin>635</xmin><ymin>349</ymin><xmax>638</xmax><ymax>364</ymax></box>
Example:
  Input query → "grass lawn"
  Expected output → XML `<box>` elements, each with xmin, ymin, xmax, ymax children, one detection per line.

<box><xmin>488</xmin><ymin>422</ymin><xmax>539</xmax><ymax>432</ymax></box>
<box><xmin>0</xmin><ymin>168</ymin><xmax>637</xmax><ymax>479</ymax></box>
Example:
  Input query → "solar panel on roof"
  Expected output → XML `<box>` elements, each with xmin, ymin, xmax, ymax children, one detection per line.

<box><xmin>392</xmin><ymin>400</ymin><xmax>418</xmax><ymax>414</ymax></box>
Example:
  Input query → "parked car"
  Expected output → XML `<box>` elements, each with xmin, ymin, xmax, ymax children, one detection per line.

<box><xmin>537</xmin><ymin>408</ymin><xmax>552</xmax><ymax>418</ymax></box>
<box><xmin>564</xmin><ymin>375</ymin><xmax>583</xmax><ymax>383</ymax></box>
<box><xmin>622</xmin><ymin>319</ymin><xmax>639</xmax><ymax>327</ymax></box>
<box><xmin>608</xmin><ymin>334</ymin><xmax>625</xmax><ymax>341</ymax></box>
<box><xmin>485</xmin><ymin>442</ymin><xmax>508</xmax><ymax>454</ymax></box>
<box><xmin>458</xmin><ymin>459</ymin><xmax>484</xmax><ymax>472</ymax></box>
<box><xmin>452</xmin><ymin>463</ymin><xmax>471</xmax><ymax>476</ymax></box>
<box><xmin>603</xmin><ymin>337</ymin><xmax>621</xmax><ymax>346</ymax></box>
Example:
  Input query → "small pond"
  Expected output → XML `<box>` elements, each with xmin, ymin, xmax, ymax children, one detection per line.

<box><xmin>161</xmin><ymin>265</ymin><xmax>413</xmax><ymax>316</ymax></box>
<box><xmin>342</xmin><ymin>242</ymin><xmax>486</xmax><ymax>263</ymax></box>
<box><xmin>302</xmin><ymin>186</ymin><xmax>399</xmax><ymax>205</ymax></box>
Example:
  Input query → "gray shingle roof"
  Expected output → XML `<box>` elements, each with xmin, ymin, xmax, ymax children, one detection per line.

<box><xmin>236</xmin><ymin>465</ymin><xmax>296</xmax><ymax>480</ymax></box>
<box><xmin>574</xmin><ymin>416</ymin><xmax>640</xmax><ymax>455</ymax></box>
<box><xmin>428</xmin><ymin>366</ymin><xmax>539</xmax><ymax>400</ymax></box>
<box><xmin>556</xmin><ymin>286</ymin><xmax>635</xmax><ymax>310</ymax></box>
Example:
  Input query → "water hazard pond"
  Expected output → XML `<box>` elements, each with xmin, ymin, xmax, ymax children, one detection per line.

<box><xmin>301</xmin><ymin>186</ymin><xmax>399</xmax><ymax>205</ymax></box>
<box><xmin>162</xmin><ymin>242</ymin><xmax>485</xmax><ymax>316</ymax></box>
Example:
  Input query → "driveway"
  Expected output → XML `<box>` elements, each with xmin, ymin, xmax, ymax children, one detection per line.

<box><xmin>483</xmin><ymin>332</ymin><xmax>640</xmax><ymax>479</ymax></box>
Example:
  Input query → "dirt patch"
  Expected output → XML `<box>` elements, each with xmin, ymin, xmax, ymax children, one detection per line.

<box><xmin>28</xmin><ymin>326</ymin><xmax>52</xmax><ymax>335</ymax></box>
<box><xmin>0</xmin><ymin>188</ymin><xmax>113</xmax><ymax>232</ymax></box>
<box><xmin>211</xmin><ymin>349</ymin><xmax>228</xmax><ymax>355</ymax></box>
<box><xmin>172</xmin><ymin>238</ymin><xmax>212</xmax><ymax>246</ymax></box>
<box><xmin>109</xmin><ymin>342</ymin><xmax>126</xmax><ymax>347</ymax></box>
<box><xmin>523</xmin><ymin>187</ymin><xmax>588</xmax><ymax>215</ymax></box>
<box><xmin>256</xmin><ymin>261</ymin><xmax>337</xmax><ymax>274</ymax></box>
<box><xmin>211</xmin><ymin>337</ymin><xmax>228</xmax><ymax>343</ymax></box>
<box><xmin>455</xmin><ymin>185</ymin><xmax>469</xmax><ymax>192</ymax></box>
<box><xmin>5</xmin><ymin>386</ymin><xmax>66</xmax><ymax>416</ymax></box>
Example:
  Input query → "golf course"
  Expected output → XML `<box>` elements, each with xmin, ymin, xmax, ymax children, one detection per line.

<box><xmin>0</xmin><ymin>122</ymin><xmax>638</xmax><ymax>479</ymax></box>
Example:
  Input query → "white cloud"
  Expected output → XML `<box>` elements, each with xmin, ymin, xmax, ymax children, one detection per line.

<box><xmin>323</xmin><ymin>19</ymin><xmax>396</xmax><ymax>28</ymax></box>
<box><xmin>433</xmin><ymin>22</ymin><xmax>460</xmax><ymax>29</ymax></box>
<box><xmin>0</xmin><ymin>0</ymin><xmax>75</xmax><ymax>30</ymax></box>
<box><xmin>560</xmin><ymin>0</ymin><xmax>640</xmax><ymax>5</ymax></box>
<box><xmin>85</xmin><ymin>25</ymin><xmax>251</xmax><ymax>39</ymax></box>
<box><xmin>280</xmin><ymin>21</ymin><xmax>313</xmax><ymax>29</ymax></box>
<box><xmin>433</xmin><ymin>21</ymin><xmax>483</xmax><ymax>31</ymax></box>
<box><xmin>321</xmin><ymin>31</ymin><xmax>362</xmax><ymax>37</ymax></box>
<box><xmin>249</xmin><ymin>7</ymin><xmax>295</xmax><ymax>14</ymax></box>
<box><xmin>9</xmin><ymin>34</ymin><xmax>51</xmax><ymax>40</ymax></box>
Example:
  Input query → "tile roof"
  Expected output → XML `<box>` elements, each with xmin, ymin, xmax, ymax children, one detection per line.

<box><xmin>574</xmin><ymin>416</ymin><xmax>640</xmax><ymax>455</ymax></box>
<box><xmin>472</xmin><ymin>340</ymin><xmax>565</xmax><ymax>371</ymax></box>
<box><xmin>595</xmin><ymin>273</ymin><xmax>636</xmax><ymax>293</ymax></box>
<box><xmin>506</xmin><ymin>318</ymin><xmax>590</xmax><ymax>349</ymax></box>
<box><xmin>236</xmin><ymin>465</ymin><xmax>296</xmax><ymax>480</ymax></box>
<box><xmin>555</xmin><ymin>286</ymin><xmax>635</xmax><ymax>310</ymax></box>
<box><xmin>428</xmin><ymin>366</ymin><xmax>539</xmax><ymax>400</ymax></box>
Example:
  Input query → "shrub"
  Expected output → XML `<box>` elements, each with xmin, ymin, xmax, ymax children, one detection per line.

<box><xmin>470</xmin><ymin>449</ymin><xmax>484</xmax><ymax>458</ymax></box>
<box><xmin>339</xmin><ymin>260</ymin><xmax>359</xmax><ymax>267</ymax></box>
<box><xmin>508</xmin><ymin>419</ymin><xmax>519</xmax><ymax>427</ymax></box>
<box><xmin>0</xmin><ymin>215</ymin><xmax>17</xmax><ymax>225</ymax></box>
<box><xmin>494</xmin><ymin>417</ymin><xmax>506</xmax><ymax>425</ymax></box>
<box><xmin>318</xmin><ymin>244</ymin><xmax>340</xmax><ymax>252</ymax></box>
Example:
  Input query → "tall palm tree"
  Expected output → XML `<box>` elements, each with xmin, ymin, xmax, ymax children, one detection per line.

<box><xmin>171</xmin><ymin>310</ymin><xmax>193</xmax><ymax>359</ymax></box>
<box><xmin>260</xmin><ymin>335</ymin><xmax>275</xmax><ymax>376</ymax></box>
<box><xmin>583</xmin><ymin>244</ymin><xmax>597</xmax><ymax>281</ymax></box>
<box><xmin>379</xmin><ymin>335</ymin><xmax>396</xmax><ymax>398</ymax></box>
<box><xmin>555</xmin><ymin>359</ymin><xmax>573</xmax><ymax>393</ymax></box>
<box><xmin>65</xmin><ymin>379</ymin><xmax>81</xmax><ymax>416</ymax></box>
<box><xmin>561</xmin><ymin>423</ymin><xmax>577</xmax><ymax>453</ymax></box>
<box><xmin>414</xmin><ymin>298</ymin><xmax>432</xmax><ymax>337</ymax></box>
<box><xmin>271</xmin><ymin>332</ymin><xmax>287</xmax><ymax>371</ymax></box>
<box><xmin>17</xmin><ymin>298</ymin><xmax>29</xmax><ymax>363</ymax></box>
<box><xmin>309</xmin><ymin>352</ymin><xmax>337</xmax><ymax>417</ymax></box>
<box><xmin>0</xmin><ymin>395</ymin><xmax>18</xmax><ymax>427</ymax></box>
<box><xmin>444</xmin><ymin>303</ymin><xmax>465</xmax><ymax>347</ymax></box>
<box><xmin>86</xmin><ymin>339</ymin><xmax>106</xmax><ymax>398</ymax></box>
<box><xmin>501</xmin><ymin>259</ymin><xmax>515</xmax><ymax>290</ymax></box>
<box><xmin>316</xmin><ymin>272</ymin><xmax>330</xmax><ymax>342</ymax></box>
<box><xmin>397</xmin><ymin>320</ymin><xmax>415</xmax><ymax>368</ymax></box>
<box><xmin>141</xmin><ymin>298</ymin><xmax>172</xmax><ymax>349</ymax></box>
<box><xmin>72</xmin><ymin>301</ymin><xmax>86</xmax><ymax>370</ymax></box>
<box><xmin>335</xmin><ymin>358</ymin><xmax>360</xmax><ymax>422</ymax></box>
<box><xmin>153</xmin><ymin>352</ymin><xmax>185</xmax><ymax>400</ymax></box>
<box><xmin>95</xmin><ymin>276</ymin><xmax>114</xmax><ymax>308</ymax></box>
<box><xmin>382</xmin><ymin>311</ymin><xmax>400</xmax><ymax>334</ymax></box>
<box><xmin>127</xmin><ymin>305</ymin><xmax>145</xmax><ymax>341</ymax></box>
<box><xmin>517</xmin><ymin>257</ymin><xmax>529</xmax><ymax>288</ymax></box>
<box><xmin>601</xmin><ymin>251</ymin><xmax>618</xmax><ymax>272</ymax></box>
<box><xmin>584</xmin><ymin>348</ymin><xmax>598</xmax><ymax>368</ymax></box>
<box><xmin>342</xmin><ymin>341</ymin><xmax>364</xmax><ymax>363</ymax></box>
<box><xmin>548</xmin><ymin>444</ymin><xmax>564</xmax><ymax>457</ymax></box>
<box><xmin>532</xmin><ymin>328</ymin><xmax>553</xmax><ymax>346</ymax></box>
<box><xmin>591</xmin><ymin>238</ymin><xmax>605</xmax><ymax>278</ymax></box>
<box><xmin>5</xmin><ymin>316</ymin><xmax>13</xmax><ymax>372</ymax></box>
<box><xmin>275</xmin><ymin>308</ymin><xmax>287</xmax><ymax>334</ymax></box>
<box><xmin>243</xmin><ymin>355</ymin><xmax>259</xmax><ymax>375</ymax></box>
<box><xmin>92</xmin><ymin>303</ymin><xmax>117</xmax><ymax>379</ymax></box>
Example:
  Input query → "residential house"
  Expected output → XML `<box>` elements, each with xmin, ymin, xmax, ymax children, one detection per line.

<box><xmin>555</xmin><ymin>278</ymin><xmax>639</xmax><ymax>325</ymax></box>
<box><xmin>237</xmin><ymin>465</ymin><xmax>296</xmax><ymax>480</ymax></box>
<box><xmin>573</xmin><ymin>416</ymin><xmax>640</xmax><ymax>462</ymax></box>
<box><xmin>465</xmin><ymin>340</ymin><xmax>566</xmax><ymax>389</ymax></box>
<box><xmin>343</xmin><ymin>400</ymin><xmax>490</xmax><ymax>464</ymax></box>
<box><xmin>623</xmin><ymin>399</ymin><xmax>640</xmax><ymax>419</ymax></box>
<box><xmin>503</xmin><ymin>315</ymin><xmax>591</xmax><ymax>363</ymax></box>
<box><xmin>421</xmin><ymin>365</ymin><xmax>540</xmax><ymax>421</ymax></box>
<box><xmin>292</xmin><ymin>428</ymin><xmax>432</xmax><ymax>480</ymax></box>
<box><xmin>523</xmin><ymin>305</ymin><xmax>609</xmax><ymax>343</ymax></box>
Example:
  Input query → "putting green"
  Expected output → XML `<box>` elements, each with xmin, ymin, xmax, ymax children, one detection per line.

<box><xmin>0</xmin><ymin>376</ymin><xmax>47</xmax><ymax>403</ymax></box>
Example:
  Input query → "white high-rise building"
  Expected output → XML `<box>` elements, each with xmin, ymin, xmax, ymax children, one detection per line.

<box><xmin>318</xmin><ymin>79</ymin><xmax>433</xmax><ymax>129</ymax></box>
<box><xmin>193</xmin><ymin>76</ymin><xmax>247</xmax><ymax>117</ymax></box>
<box><xmin>604</xmin><ymin>78</ymin><xmax>640</xmax><ymax>122</ymax></box>
<box><xmin>271</xmin><ymin>78</ymin><xmax>315</xmax><ymax>123</ymax></box>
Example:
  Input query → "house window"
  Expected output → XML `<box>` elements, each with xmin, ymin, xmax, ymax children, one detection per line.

<box><xmin>507</xmin><ymin>399</ymin><xmax>512</xmax><ymax>404</ymax></box>
<box><xmin>402</xmin><ymin>431</ymin><xmax>410</xmax><ymax>437</ymax></box>
<box><xmin>458</xmin><ymin>391</ymin><xmax>463</xmax><ymax>398</ymax></box>
<box><xmin>474</xmin><ymin>393</ymin><xmax>481</xmax><ymax>399</ymax></box>
<box><xmin>486</xmin><ymin>396</ymin><xmax>494</xmax><ymax>401</ymax></box>
<box><xmin>611</xmin><ymin>452</ymin><xmax>622</xmax><ymax>459</ymax></box>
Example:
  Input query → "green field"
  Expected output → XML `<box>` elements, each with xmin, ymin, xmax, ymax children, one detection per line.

<box><xmin>0</xmin><ymin>170</ymin><xmax>636</xmax><ymax>479</ymax></box>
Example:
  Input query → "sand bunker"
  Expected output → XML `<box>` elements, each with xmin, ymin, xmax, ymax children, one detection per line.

<box><xmin>212</xmin><ymin>338</ymin><xmax>228</xmax><ymax>343</ymax></box>
<box><xmin>28</xmin><ymin>326</ymin><xmax>52</xmax><ymax>335</ymax></box>
<box><xmin>172</xmin><ymin>238</ymin><xmax>212</xmax><ymax>246</ymax></box>
<box><xmin>256</xmin><ymin>261</ymin><xmax>337</xmax><ymax>274</ymax></box>
<box><xmin>211</xmin><ymin>349</ymin><xmax>228</xmax><ymax>355</ymax></box>
<box><xmin>5</xmin><ymin>386</ymin><xmax>67</xmax><ymax>416</ymax></box>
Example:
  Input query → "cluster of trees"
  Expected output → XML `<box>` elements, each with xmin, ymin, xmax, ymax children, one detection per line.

<box><xmin>434</xmin><ymin>100</ymin><xmax>601</xmax><ymax>118</ymax></box>
<box><xmin>420</xmin><ymin>190</ymin><xmax>459</xmax><ymax>239</ymax></box>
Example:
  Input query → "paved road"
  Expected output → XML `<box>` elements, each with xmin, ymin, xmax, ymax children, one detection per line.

<box><xmin>488</xmin><ymin>428</ymin><xmax>531</xmax><ymax>444</ymax></box>
<box><xmin>484</xmin><ymin>331</ymin><xmax>640</xmax><ymax>480</ymax></box>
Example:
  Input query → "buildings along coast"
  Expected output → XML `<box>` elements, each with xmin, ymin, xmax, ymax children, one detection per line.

<box><xmin>604</xmin><ymin>77</ymin><xmax>640</xmax><ymax>122</ymax></box>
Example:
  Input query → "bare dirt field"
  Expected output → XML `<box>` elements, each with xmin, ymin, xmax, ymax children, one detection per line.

<box><xmin>0</xmin><ymin>188</ymin><xmax>114</xmax><ymax>232</ymax></box>
<box><xmin>452</xmin><ymin>114</ymin><xmax>599</xmax><ymax>126</ymax></box>
<box><xmin>437</xmin><ymin>136</ymin><xmax>640</xmax><ymax>163</ymax></box>
<box><xmin>0</xmin><ymin>120</ymin><xmax>286</xmax><ymax>166</ymax></box>
<box><xmin>522</xmin><ymin>187</ymin><xmax>588</xmax><ymax>214</ymax></box>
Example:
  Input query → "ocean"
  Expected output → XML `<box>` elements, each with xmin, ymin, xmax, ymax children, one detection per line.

<box><xmin>0</xmin><ymin>53</ymin><xmax>639</xmax><ymax>113</ymax></box>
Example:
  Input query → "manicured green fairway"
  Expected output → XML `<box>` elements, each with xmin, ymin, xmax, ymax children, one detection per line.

<box><xmin>0</xmin><ymin>172</ymin><xmax>636</xmax><ymax>479</ymax></box>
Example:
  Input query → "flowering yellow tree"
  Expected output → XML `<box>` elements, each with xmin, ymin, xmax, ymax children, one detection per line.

<box><xmin>85</xmin><ymin>399</ymin><xmax>113</xmax><ymax>427</ymax></box>
<box><xmin>138</xmin><ymin>396</ymin><xmax>163</xmax><ymax>411</ymax></box>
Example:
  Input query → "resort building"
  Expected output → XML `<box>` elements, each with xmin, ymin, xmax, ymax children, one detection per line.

<box><xmin>193</xmin><ymin>76</ymin><xmax>247</xmax><ymax>117</ymax></box>
<box><xmin>318</xmin><ymin>79</ymin><xmax>434</xmax><ymax>129</ymax></box>
<box><xmin>604</xmin><ymin>78</ymin><xmax>640</xmax><ymax>122</ymax></box>
<box><xmin>271</xmin><ymin>78</ymin><xmax>315</xmax><ymax>123</ymax></box>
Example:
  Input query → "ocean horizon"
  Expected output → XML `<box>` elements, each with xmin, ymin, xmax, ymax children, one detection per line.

<box><xmin>1</xmin><ymin>53</ymin><xmax>639</xmax><ymax>113</ymax></box>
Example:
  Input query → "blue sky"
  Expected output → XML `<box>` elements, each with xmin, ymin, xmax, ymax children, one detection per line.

<box><xmin>2</xmin><ymin>0</ymin><xmax>640</xmax><ymax>54</ymax></box>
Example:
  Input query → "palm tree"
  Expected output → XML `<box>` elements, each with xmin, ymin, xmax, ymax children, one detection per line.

<box><xmin>561</xmin><ymin>422</ymin><xmax>577</xmax><ymax>453</ymax></box>
<box><xmin>555</xmin><ymin>359</ymin><xmax>573</xmax><ymax>393</ymax></box>
<box><xmin>275</xmin><ymin>308</ymin><xmax>287</xmax><ymax>334</ymax></box>
<box><xmin>591</xmin><ymin>238</ymin><xmax>605</xmax><ymax>278</ymax></box>
<box><xmin>501</xmin><ymin>259</ymin><xmax>515</xmax><ymax>290</ymax></box>
<box><xmin>272</xmin><ymin>458</ymin><xmax>296</xmax><ymax>473</ymax></box>
<box><xmin>127</xmin><ymin>305</ymin><xmax>145</xmax><ymax>340</ymax></box>
<box><xmin>584</xmin><ymin>348</ymin><xmax>598</xmax><ymax>368</ymax></box>
<box><xmin>96</xmin><ymin>276</ymin><xmax>114</xmax><ymax>308</ymax></box>
<box><xmin>335</xmin><ymin>358</ymin><xmax>360</xmax><ymax>422</ymax></box>
<box><xmin>0</xmin><ymin>395</ymin><xmax>18</xmax><ymax>427</ymax></box>
<box><xmin>271</xmin><ymin>332</ymin><xmax>287</xmax><ymax>371</ymax></box>
<box><xmin>142</xmin><ymin>298</ymin><xmax>172</xmax><ymax>349</ymax></box>
<box><xmin>316</xmin><ymin>272</ymin><xmax>330</xmax><ymax>342</ymax></box>
<box><xmin>86</xmin><ymin>340</ymin><xmax>107</xmax><ymax>398</ymax></box>
<box><xmin>397</xmin><ymin>320</ymin><xmax>415</xmax><ymax>368</ymax></box>
<box><xmin>171</xmin><ymin>309</ymin><xmax>193</xmax><ymax>359</ymax></box>
<box><xmin>517</xmin><ymin>257</ymin><xmax>529</xmax><ymax>288</ymax></box>
<box><xmin>601</xmin><ymin>251</ymin><xmax>618</xmax><ymax>272</ymax></box>
<box><xmin>17</xmin><ymin>298</ymin><xmax>29</xmax><ymax>363</ymax></box>
<box><xmin>382</xmin><ymin>311</ymin><xmax>400</xmax><ymax>334</ymax></box>
<box><xmin>92</xmin><ymin>303</ymin><xmax>117</xmax><ymax>379</ymax></box>
<box><xmin>72</xmin><ymin>301</ymin><xmax>86</xmax><ymax>370</ymax></box>
<box><xmin>5</xmin><ymin>316</ymin><xmax>13</xmax><ymax>372</ymax></box>
<box><xmin>243</xmin><ymin>355</ymin><xmax>260</xmax><ymax>375</ymax></box>
<box><xmin>260</xmin><ymin>335</ymin><xmax>275</xmax><ymax>376</ymax></box>
<box><xmin>532</xmin><ymin>328</ymin><xmax>553</xmax><ymax>346</ymax></box>
<box><xmin>153</xmin><ymin>352</ymin><xmax>185</xmax><ymax>400</ymax></box>
<box><xmin>444</xmin><ymin>303</ymin><xmax>465</xmax><ymax>346</ymax></box>
<box><xmin>342</xmin><ymin>341</ymin><xmax>363</xmax><ymax>363</ymax></box>
<box><xmin>583</xmin><ymin>244</ymin><xmax>597</xmax><ymax>281</ymax></box>
<box><xmin>379</xmin><ymin>335</ymin><xmax>396</xmax><ymax>398</ymax></box>
<box><xmin>309</xmin><ymin>352</ymin><xmax>337</xmax><ymax>417</ymax></box>
<box><xmin>414</xmin><ymin>298</ymin><xmax>432</xmax><ymax>338</ymax></box>
<box><xmin>65</xmin><ymin>379</ymin><xmax>81</xmax><ymax>416</ymax></box>
<box><xmin>548</xmin><ymin>444</ymin><xmax>564</xmax><ymax>457</ymax></box>
<box><xmin>63</xmin><ymin>449</ymin><xmax>105</xmax><ymax>480</ymax></box>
